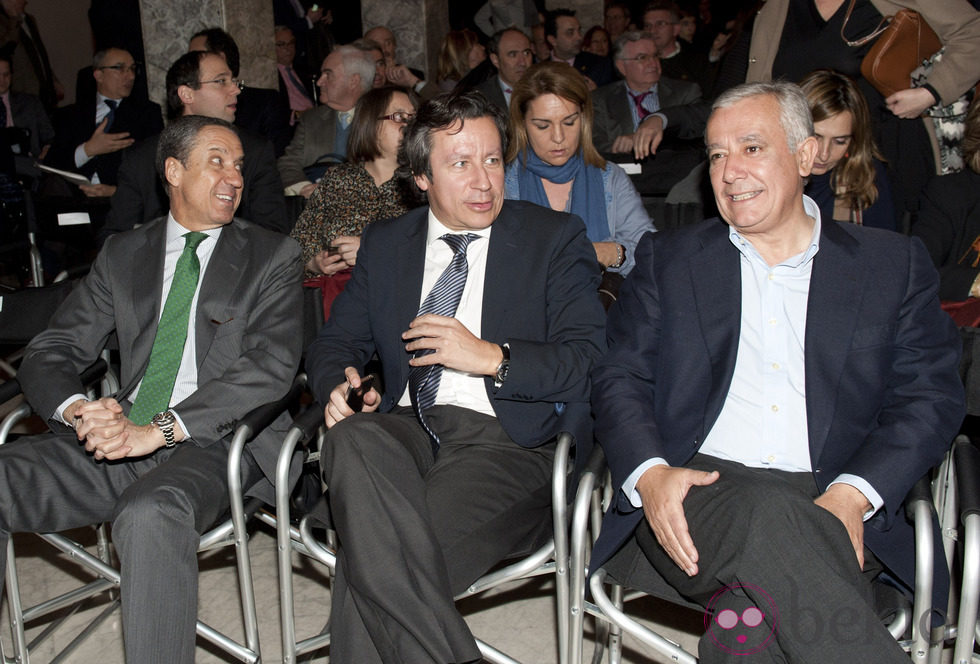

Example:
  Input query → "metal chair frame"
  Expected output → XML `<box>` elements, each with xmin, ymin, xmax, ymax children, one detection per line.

<box><xmin>568</xmin><ymin>447</ymin><xmax>967</xmax><ymax>664</ymax></box>
<box><xmin>0</xmin><ymin>369</ymin><xmax>304</xmax><ymax>663</ymax></box>
<box><xmin>273</xmin><ymin>416</ymin><xmax>578</xmax><ymax>664</ymax></box>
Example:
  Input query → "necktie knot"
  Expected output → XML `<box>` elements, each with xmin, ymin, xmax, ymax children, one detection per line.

<box><xmin>629</xmin><ymin>90</ymin><xmax>653</xmax><ymax>120</ymax></box>
<box><xmin>439</xmin><ymin>232</ymin><xmax>480</xmax><ymax>256</ymax></box>
<box><xmin>183</xmin><ymin>231</ymin><xmax>207</xmax><ymax>252</ymax></box>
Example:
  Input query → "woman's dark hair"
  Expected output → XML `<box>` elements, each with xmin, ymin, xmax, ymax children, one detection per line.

<box><xmin>347</xmin><ymin>86</ymin><xmax>418</xmax><ymax>163</ymax></box>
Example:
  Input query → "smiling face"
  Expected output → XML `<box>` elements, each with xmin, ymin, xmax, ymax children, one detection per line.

<box><xmin>524</xmin><ymin>93</ymin><xmax>582</xmax><ymax>167</ymax></box>
<box><xmin>706</xmin><ymin>94</ymin><xmax>816</xmax><ymax>238</ymax></box>
<box><xmin>166</xmin><ymin>125</ymin><xmax>244</xmax><ymax>231</ymax></box>
<box><xmin>490</xmin><ymin>30</ymin><xmax>532</xmax><ymax>88</ymax></box>
<box><xmin>414</xmin><ymin>116</ymin><xmax>504</xmax><ymax>232</ymax></box>
<box><xmin>811</xmin><ymin>111</ymin><xmax>853</xmax><ymax>175</ymax></box>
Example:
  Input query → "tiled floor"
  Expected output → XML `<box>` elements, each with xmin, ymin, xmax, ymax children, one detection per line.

<box><xmin>0</xmin><ymin>522</ymin><xmax>703</xmax><ymax>663</ymax></box>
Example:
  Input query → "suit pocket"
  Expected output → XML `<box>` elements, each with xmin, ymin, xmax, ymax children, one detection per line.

<box><xmin>850</xmin><ymin>323</ymin><xmax>896</xmax><ymax>350</ymax></box>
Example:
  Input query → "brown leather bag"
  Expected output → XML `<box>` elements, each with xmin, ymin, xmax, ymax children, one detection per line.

<box><xmin>841</xmin><ymin>1</ymin><xmax>942</xmax><ymax>98</ymax></box>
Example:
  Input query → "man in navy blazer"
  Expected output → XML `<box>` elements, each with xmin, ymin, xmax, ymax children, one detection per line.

<box><xmin>591</xmin><ymin>81</ymin><xmax>964</xmax><ymax>662</ymax></box>
<box><xmin>306</xmin><ymin>90</ymin><xmax>606</xmax><ymax>663</ymax></box>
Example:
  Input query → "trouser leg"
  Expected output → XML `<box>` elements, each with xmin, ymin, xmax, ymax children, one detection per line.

<box><xmin>635</xmin><ymin>455</ymin><xmax>908</xmax><ymax>664</ymax></box>
<box><xmin>111</xmin><ymin>440</ymin><xmax>262</xmax><ymax>664</ymax></box>
<box><xmin>321</xmin><ymin>406</ymin><xmax>554</xmax><ymax>664</ymax></box>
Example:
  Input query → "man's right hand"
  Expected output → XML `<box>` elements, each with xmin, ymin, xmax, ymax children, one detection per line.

<box><xmin>308</xmin><ymin>250</ymin><xmax>347</xmax><ymax>275</ymax></box>
<box><xmin>324</xmin><ymin>367</ymin><xmax>381</xmax><ymax>428</ymax></box>
<box><xmin>635</xmin><ymin>464</ymin><xmax>719</xmax><ymax>576</ymax></box>
<box><xmin>633</xmin><ymin>115</ymin><xmax>664</xmax><ymax>160</ymax></box>
<box><xmin>83</xmin><ymin>118</ymin><xmax>134</xmax><ymax>157</ymax></box>
<box><xmin>610</xmin><ymin>134</ymin><xmax>636</xmax><ymax>154</ymax></box>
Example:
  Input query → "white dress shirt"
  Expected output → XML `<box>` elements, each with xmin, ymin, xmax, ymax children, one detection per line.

<box><xmin>397</xmin><ymin>210</ymin><xmax>495</xmax><ymax>417</ymax></box>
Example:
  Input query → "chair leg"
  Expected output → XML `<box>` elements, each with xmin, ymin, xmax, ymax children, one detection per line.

<box><xmin>953</xmin><ymin>513</ymin><xmax>980</xmax><ymax>664</ymax></box>
<box><xmin>5</xmin><ymin>538</ymin><xmax>28</xmax><ymax>663</ymax></box>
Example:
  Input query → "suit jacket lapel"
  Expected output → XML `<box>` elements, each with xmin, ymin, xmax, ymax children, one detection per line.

<box><xmin>690</xmin><ymin>222</ymin><xmax>741</xmax><ymax>434</ymax></box>
<box><xmin>390</xmin><ymin>208</ymin><xmax>428</xmax><ymax>392</ymax></box>
<box><xmin>194</xmin><ymin>221</ymin><xmax>246</xmax><ymax>368</ymax></box>
<box><xmin>482</xmin><ymin>207</ymin><xmax>525</xmax><ymax>342</ymax></box>
<box><xmin>805</xmin><ymin>221</ymin><xmax>864</xmax><ymax>464</ymax></box>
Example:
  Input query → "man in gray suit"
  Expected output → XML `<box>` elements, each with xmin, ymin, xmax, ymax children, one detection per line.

<box><xmin>592</xmin><ymin>30</ymin><xmax>701</xmax><ymax>154</ymax></box>
<box><xmin>0</xmin><ymin>115</ymin><xmax>302</xmax><ymax>663</ymax></box>
<box><xmin>475</xmin><ymin>27</ymin><xmax>533</xmax><ymax>113</ymax></box>
<box><xmin>0</xmin><ymin>53</ymin><xmax>52</xmax><ymax>160</ymax></box>
<box><xmin>277</xmin><ymin>44</ymin><xmax>375</xmax><ymax>197</ymax></box>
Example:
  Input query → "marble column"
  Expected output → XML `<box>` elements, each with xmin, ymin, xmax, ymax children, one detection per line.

<box><xmin>138</xmin><ymin>0</ymin><xmax>276</xmax><ymax>115</ymax></box>
<box><xmin>361</xmin><ymin>0</ymin><xmax>448</xmax><ymax>83</ymax></box>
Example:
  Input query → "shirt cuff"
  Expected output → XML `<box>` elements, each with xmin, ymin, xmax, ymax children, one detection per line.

<box><xmin>624</xmin><ymin>457</ymin><xmax>668</xmax><ymax>507</ymax></box>
<box><xmin>52</xmin><ymin>393</ymin><xmax>88</xmax><ymax>426</ymax></box>
<box><xmin>170</xmin><ymin>409</ymin><xmax>190</xmax><ymax>442</ymax></box>
<box><xmin>651</xmin><ymin>111</ymin><xmax>668</xmax><ymax>131</ymax></box>
<box><xmin>828</xmin><ymin>474</ymin><xmax>884</xmax><ymax>521</ymax></box>
<box><xmin>74</xmin><ymin>143</ymin><xmax>92</xmax><ymax>168</ymax></box>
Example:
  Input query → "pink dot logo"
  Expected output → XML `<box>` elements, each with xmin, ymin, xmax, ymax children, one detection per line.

<box><xmin>704</xmin><ymin>584</ymin><xmax>778</xmax><ymax>655</ymax></box>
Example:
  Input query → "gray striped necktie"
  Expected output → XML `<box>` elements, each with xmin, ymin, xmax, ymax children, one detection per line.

<box><xmin>409</xmin><ymin>232</ymin><xmax>481</xmax><ymax>445</ymax></box>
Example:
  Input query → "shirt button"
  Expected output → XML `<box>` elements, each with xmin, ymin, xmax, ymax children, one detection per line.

<box><xmin>771</xmin><ymin>404</ymin><xmax>779</xmax><ymax>412</ymax></box>
<box><xmin>772</xmin><ymin>362</ymin><xmax>780</xmax><ymax>370</ymax></box>
<box><xmin>767</xmin><ymin>454</ymin><xmax>775</xmax><ymax>462</ymax></box>
<box><xmin>768</xmin><ymin>318</ymin><xmax>777</xmax><ymax>326</ymax></box>
<box><xmin>768</xmin><ymin>273</ymin><xmax>775</xmax><ymax>281</ymax></box>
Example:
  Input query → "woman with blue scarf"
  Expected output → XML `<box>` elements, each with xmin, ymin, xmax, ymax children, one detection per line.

<box><xmin>504</xmin><ymin>61</ymin><xmax>654</xmax><ymax>276</ymax></box>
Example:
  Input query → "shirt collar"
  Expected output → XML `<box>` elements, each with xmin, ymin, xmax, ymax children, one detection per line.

<box><xmin>166</xmin><ymin>213</ymin><xmax>224</xmax><ymax>245</ymax></box>
<box><xmin>727</xmin><ymin>194</ymin><xmax>822</xmax><ymax>269</ymax></box>
<box><xmin>626</xmin><ymin>82</ymin><xmax>659</xmax><ymax>96</ymax></box>
<box><xmin>425</xmin><ymin>209</ymin><xmax>493</xmax><ymax>246</ymax></box>
<box><xmin>96</xmin><ymin>92</ymin><xmax>122</xmax><ymax>107</ymax></box>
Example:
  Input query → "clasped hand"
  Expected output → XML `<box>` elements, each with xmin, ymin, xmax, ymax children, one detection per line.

<box><xmin>69</xmin><ymin>397</ymin><xmax>164</xmax><ymax>460</ymax></box>
<box><xmin>402</xmin><ymin>314</ymin><xmax>501</xmax><ymax>376</ymax></box>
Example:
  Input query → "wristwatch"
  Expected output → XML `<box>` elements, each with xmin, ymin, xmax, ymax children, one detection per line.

<box><xmin>494</xmin><ymin>343</ymin><xmax>511</xmax><ymax>387</ymax></box>
<box><xmin>151</xmin><ymin>410</ymin><xmax>178</xmax><ymax>448</ymax></box>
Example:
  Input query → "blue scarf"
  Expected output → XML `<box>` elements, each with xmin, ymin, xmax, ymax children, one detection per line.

<box><xmin>516</xmin><ymin>149</ymin><xmax>610</xmax><ymax>242</ymax></box>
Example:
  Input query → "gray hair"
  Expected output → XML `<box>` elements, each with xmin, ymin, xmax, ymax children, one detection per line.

<box><xmin>156</xmin><ymin>115</ymin><xmax>238</xmax><ymax>194</ymax></box>
<box><xmin>712</xmin><ymin>81</ymin><xmax>814</xmax><ymax>152</ymax></box>
<box><xmin>612</xmin><ymin>30</ymin><xmax>657</xmax><ymax>60</ymax></box>
<box><xmin>334</xmin><ymin>44</ymin><xmax>376</xmax><ymax>96</ymax></box>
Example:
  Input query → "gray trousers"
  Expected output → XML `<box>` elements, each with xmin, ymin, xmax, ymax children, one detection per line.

<box><xmin>634</xmin><ymin>454</ymin><xmax>909</xmax><ymax>663</ymax></box>
<box><xmin>0</xmin><ymin>429</ymin><xmax>261</xmax><ymax>664</ymax></box>
<box><xmin>321</xmin><ymin>405</ymin><xmax>555</xmax><ymax>664</ymax></box>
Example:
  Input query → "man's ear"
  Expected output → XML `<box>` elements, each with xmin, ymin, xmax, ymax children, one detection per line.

<box><xmin>546</xmin><ymin>34</ymin><xmax>556</xmax><ymax>49</ymax></box>
<box><xmin>164</xmin><ymin>156</ymin><xmax>184</xmax><ymax>190</ymax></box>
<box><xmin>414</xmin><ymin>173</ymin><xmax>430</xmax><ymax>192</ymax></box>
<box><xmin>489</xmin><ymin>53</ymin><xmax>500</xmax><ymax>70</ymax></box>
<box><xmin>178</xmin><ymin>84</ymin><xmax>194</xmax><ymax>107</ymax></box>
<box><xmin>796</xmin><ymin>135</ymin><xmax>818</xmax><ymax>177</ymax></box>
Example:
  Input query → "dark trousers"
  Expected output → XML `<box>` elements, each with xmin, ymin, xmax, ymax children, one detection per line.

<box><xmin>0</xmin><ymin>429</ymin><xmax>262</xmax><ymax>664</ymax></box>
<box><xmin>635</xmin><ymin>454</ymin><xmax>909</xmax><ymax>664</ymax></box>
<box><xmin>321</xmin><ymin>405</ymin><xmax>555</xmax><ymax>664</ymax></box>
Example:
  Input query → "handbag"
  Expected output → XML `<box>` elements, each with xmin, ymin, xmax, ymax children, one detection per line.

<box><xmin>841</xmin><ymin>0</ymin><xmax>941</xmax><ymax>98</ymax></box>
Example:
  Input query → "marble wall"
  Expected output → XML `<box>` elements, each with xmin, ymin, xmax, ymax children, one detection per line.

<box><xmin>361</xmin><ymin>0</ymin><xmax>448</xmax><ymax>82</ymax></box>
<box><xmin>138</xmin><ymin>0</ymin><xmax>276</xmax><ymax>113</ymax></box>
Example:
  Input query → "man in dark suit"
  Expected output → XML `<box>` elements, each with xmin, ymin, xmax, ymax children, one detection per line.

<box><xmin>275</xmin><ymin>25</ymin><xmax>315</xmax><ymax>127</ymax></box>
<box><xmin>306</xmin><ymin>90</ymin><xmax>606</xmax><ymax>663</ymax></box>
<box><xmin>545</xmin><ymin>8</ymin><xmax>613</xmax><ymax>89</ymax></box>
<box><xmin>189</xmin><ymin>27</ymin><xmax>292</xmax><ymax>157</ymax></box>
<box><xmin>475</xmin><ymin>27</ymin><xmax>533</xmax><ymax>113</ymax></box>
<box><xmin>0</xmin><ymin>115</ymin><xmax>302</xmax><ymax>663</ymax></box>
<box><xmin>0</xmin><ymin>0</ymin><xmax>59</xmax><ymax>112</ymax></box>
<box><xmin>590</xmin><ymin>81</ymin><xmax>964</xmax><ymax>662</ymax></box>
<box><xmin>101</xmin><ymin>51</ymin><xmax>289</xmax><ymax>241</ymax></box>
<box><xmin>0</xmin><ymin>54</ymin><xmax>52</xmax><ymax>161</ymax></box>
<box><xmin>47</xmin><ymin>47</ymin><xmax>162</xmax><ymax>198</ymax></box>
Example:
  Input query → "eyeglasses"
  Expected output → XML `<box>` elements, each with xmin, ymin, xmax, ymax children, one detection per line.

<box><xmin>619</xmin><ymin>53</ymin><xmax>658</xmax><ymax>63</ymax></box>
<box><xmin>199</xmin><ymin>77</ymin><xmax>245</xmax><ymax>91</ymax></box>
<box><xmin>646</xmin><ymin>19</ymin><xmax>676</xmax><ymax>28</ymax></box>
<box><xmin>98</xmin><ymin>63</ymin><xmax>140</xmax><ymax>74</ymax></box>
<box><xmin>379</xmin><ymin>111</ymin><xmax>415</xmax><ymax>124</ymax></box>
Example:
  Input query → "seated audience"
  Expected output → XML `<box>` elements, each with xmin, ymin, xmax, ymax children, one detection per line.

<box><xmin>275</xmin><ymin>25</ymin><xmax>316</xmax><ymax>127</ymax></box>
<box><xmin>641</xmin><ymin>1</ymin><xmax>714</xmax><ymax>92</ymax></box>
<box><xmin>189</xmin><ymin>28</ymin><xmax>292</xmax><ymax>157</ymax></box>
<box><xmin>437</xmin><ymin>29</ymin><xmax>485</xmax><ymax>93</ymax></box>
<box><xmin>101</xmin><ymin>51</ymin><xmax>288</xmax><ymax>239</ymax></box>
<box><xmin>291</xmin><ymin>86</ymin><xmax>417</xmax><ymax>285</ymax></box>
<box><xmin>277</xmin><ymin>44</ymin><xmax>375</xmax><ymax>197</ymax></box>
<box><xmin>590</xmin><ymin>81</ymin><xmax>963</xmax><ymax>663</ymax></box>
<box><xmin>604</xmin><ymin>2</ymin><xmax>633</xmax><ymax>42</ymax></box>
<box><xmin>475</xmin><ymin>27</ymin><xmax>533</xmax><ymax>113</ymax></box>
<box><xmin>582</xmin><ymin>25</ymin><xmax>610</xmax><ymax>57</ymax></box>
<box><xmin>912</xmin><ymin>96</ymin><xmax>980</xmax><ymax>300</ymax></box>
<box><xmin>0</xmin><ymin>0</ymin><xmax>60</xmax><ymax>112</ymax></box>
<box><xmin>592</xmin><ymin>30</ymin><xmax>701</xmax><ymax>155</ymax></box>
<box><xmin>504</xmin><ymin>61</ymin><xmax>655</xmax><ymax>275</ymax></box>
<box><xmin>305</xmin><ymin>89</ymin><xmax>606</xmax><ymax>663</ymax></box>
<box><xmin>364</xmin><ymin>25</ymin><xmax>439</xmax><ymax>99</ymax></box>
<box><xmin>47</xmin><ymin>47</ymin><xmax>162</xmax><ymax>198</ymax></box>
<box><xmin>0</xmin><ymin>114</ymin><xmax>302</xmax><ymax>664</ymax></box>
<box><xmin>544</xmin><ymin>9</ymin><xmax>613</xmax><ymax>88</ymax></box>
<box><xmin>351</xmin><ymin>38</ymin><xmax>388</xmax><ymax>89</ymax></box>
<box><xmin>800</xmin><ymin>69</ymin><xmax>896</xmax><ymax>231</ymax></box>
<box><xmin>0</xmin><ymin>53</ymin><xmax>53</xmax><ymax>164</ymax></box>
